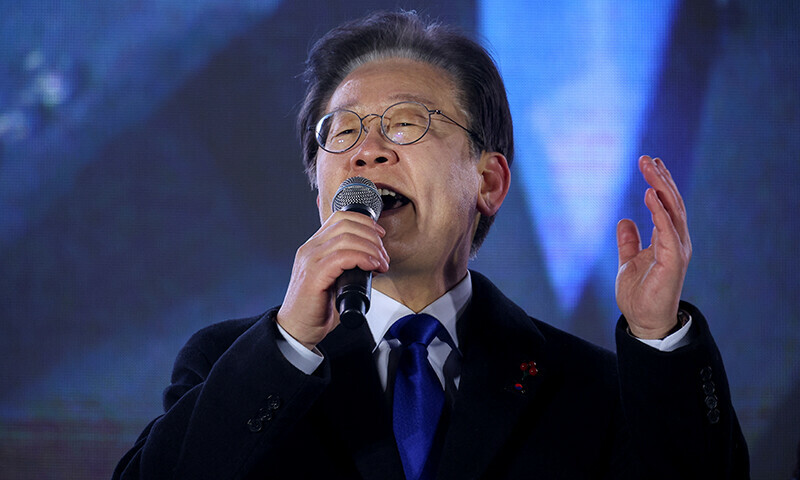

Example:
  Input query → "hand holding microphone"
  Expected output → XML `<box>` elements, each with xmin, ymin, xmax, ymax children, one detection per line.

<box><xmin>276</xmin><ymin>176</ymin><xmax>386</xmax><ymax>349</ymax></box>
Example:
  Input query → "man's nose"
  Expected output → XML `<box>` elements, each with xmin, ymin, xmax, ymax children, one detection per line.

<box><xmin>349</xmin><ymin>116</ymin><xmax>398</xmax><ymax>168</ymax></box>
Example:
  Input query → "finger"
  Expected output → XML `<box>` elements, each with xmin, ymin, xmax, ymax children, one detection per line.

<box><xmin>651</xmin><ymin>157</ymin><xmax>689</xmax><ymax>245</ymax></box>
<box><xmin>295</xmin><ymin>224</ymin><xmax>390</xmax><ymax>296</ymax></box>
<box><xmin>639</xmin><ymin>156</ymin><xmax>689</xmax><ymax>246</ymax></box>
<box><xmin>315</xmin><ymin>218</ymin><xmax>387</xmax><ymax>253</ymax></box>
<box><xmin>317</xmin><ymin>249</ymin><xmax>389</xmax><ymax>279</ymax></box>
<box><xmin>311</xmin><ymin>214</ymin><xmax>389</xmax><ymax>262</ymax></box>
<box><xmin>316</xmin><ymin>232</ymin><xmax>390</xmax><ymax>272</ymax></box>
<box><xmin>291</xmin><ymin>244</ymin><xmax>388</xmax><ymax>308</ymax></box>
<box><xmin>644</xmin><ymin>187</ymin><xmax>682</xmax><ymax>258</ymax></box>
<box><xmin>320</xmin><ymin>210</ymin><xmax>385</xmax><ymax>237</ymax></box>
<box><xmin>639</xmin><ymin>156</ymin><xmax>683</xmax><ymax>216</ymax></box>
<box><xmin>650</xmin><ymin>225</ymin><xmax>658</xmax><ymax>250</ymax></box>
<box><xmin>653</xmin><ymin>158</ymin><xmax>686</xmax><ymax>213</ymax></box>
<box><xmin>616</xmin><ymin>218</ymin><xmax>642</xmax><ymax>267</ymax></box>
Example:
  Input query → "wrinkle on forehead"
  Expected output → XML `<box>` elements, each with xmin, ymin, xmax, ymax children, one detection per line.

<box><xmin>330</xmin><ymin>93</ymin><xmax>438</xmax><ymax>113</ymax></box>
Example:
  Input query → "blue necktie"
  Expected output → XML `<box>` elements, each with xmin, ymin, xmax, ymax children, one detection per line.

<box><xmin>389</xmin><ymin>313</ymin><xmax>447</xmax><ymax>480</ymax></box>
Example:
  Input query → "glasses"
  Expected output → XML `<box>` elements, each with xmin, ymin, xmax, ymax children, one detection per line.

<box><xmin>314</xmin><ymin>101</ymin><xmax>483</xmax><ymax>154</ymax></box>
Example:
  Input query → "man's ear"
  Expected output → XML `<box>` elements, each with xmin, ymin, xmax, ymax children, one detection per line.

<box><xmin>476</xmin><ymin>151</ymin><xmax>510</xmax><ymax>216</ymax></box>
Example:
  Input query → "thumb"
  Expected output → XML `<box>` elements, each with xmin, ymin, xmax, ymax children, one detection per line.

<box><xmin>617</xmin><ymin>219</ymin><xmax>642</xmax><ymax>267</ymax></box>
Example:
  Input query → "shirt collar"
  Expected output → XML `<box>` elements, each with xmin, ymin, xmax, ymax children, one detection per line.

<box><xmin>366</xmin><ymin>271</ymin><xmax>472</xmax><ymax>352</ymax></box>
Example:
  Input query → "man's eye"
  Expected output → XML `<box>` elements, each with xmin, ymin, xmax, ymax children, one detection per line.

<box><xmin>333</xmin><ymin>128</ymin><xmax>356</xmax><ymax>137</ymax></box>
<box><xmin>389</xmin><ymin>120</ymin><xmax>425</xmax><ymax>130</ymax></box>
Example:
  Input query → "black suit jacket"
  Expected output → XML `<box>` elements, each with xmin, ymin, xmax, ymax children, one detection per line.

<box><xmin>113</xmin><ymin>271</ymin><xmax>749</xmax><ymax>479</ymax></box>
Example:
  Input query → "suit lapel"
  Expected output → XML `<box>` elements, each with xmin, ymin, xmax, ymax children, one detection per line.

<box><xmin>436</xmin><ymin>271</ymin><xmax>552</xmax><ymax>479</ymax></box>
<box><xmin>319</xmin><ymin>322</ymin><xmax>405</xmax><ymax>480</ymax></box>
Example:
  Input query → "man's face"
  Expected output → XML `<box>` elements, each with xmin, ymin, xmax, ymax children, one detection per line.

<box><xmin>315</xmin><ymin>58</ymin><xmax>484</xmax><ymax>280</ymax></box>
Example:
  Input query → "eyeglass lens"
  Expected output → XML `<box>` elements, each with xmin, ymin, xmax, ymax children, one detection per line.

<box><xmin>315</xmin><ymin>102</ymin><xmax>432</xmax><ymax>153</ymax></box>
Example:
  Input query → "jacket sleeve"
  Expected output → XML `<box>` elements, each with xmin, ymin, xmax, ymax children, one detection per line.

<box><xmin>112</xmin><ymin>309</ymin><xmax>330</xmax><ymax>480</ymax></box>
<box><xmin>615</xmin><ymin>301</ymin><xmax>750</xmax><ymax>479</ymax></box>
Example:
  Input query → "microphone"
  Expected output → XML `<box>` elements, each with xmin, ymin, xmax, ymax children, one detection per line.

<box><xmin>331</xmin><ymin>176</ymin><xmax>384</xmax><ymax>328</ymax></box>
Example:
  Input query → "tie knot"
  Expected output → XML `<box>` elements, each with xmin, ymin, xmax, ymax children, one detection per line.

<box><xmin>389</xmin><ymin>313</ymin><xmax>443</xmax><ymax>348</ymax></box>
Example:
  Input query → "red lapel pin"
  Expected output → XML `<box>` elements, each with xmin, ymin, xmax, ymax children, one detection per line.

<box><xmin>512</xmin><ymin>360</ymin><xmax>538</xmax><ymax>394</ymax></box>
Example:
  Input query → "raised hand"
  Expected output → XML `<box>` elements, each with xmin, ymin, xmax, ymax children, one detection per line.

<box><xmin>616</xmin><ymin>156</ymin><xmax>692</xmax><ymax>339</ymax></box>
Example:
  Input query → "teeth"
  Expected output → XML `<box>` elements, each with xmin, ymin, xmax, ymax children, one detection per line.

<box><xmin>377</xmin><ymin>187</ymin><xmax>410</xmax><ymax>211</ymax></box>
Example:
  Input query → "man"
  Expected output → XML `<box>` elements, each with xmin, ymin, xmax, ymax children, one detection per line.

<box><xmin>113</xmin><ymin>11</ymin><xmax>749</xmax><ymax>479</ymax></box>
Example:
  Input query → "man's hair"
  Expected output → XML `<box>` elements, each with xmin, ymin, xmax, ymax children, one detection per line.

<box><xmin>297</xmin><ymin>10</ymin><xmax>514</xmax><ymax>254</ymax></box>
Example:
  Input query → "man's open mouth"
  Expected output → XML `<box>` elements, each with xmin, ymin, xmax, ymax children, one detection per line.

<box><xmin>378</xmin><ymin>188</ymin><xmax>411</xmax><ymax>212</ymax></box>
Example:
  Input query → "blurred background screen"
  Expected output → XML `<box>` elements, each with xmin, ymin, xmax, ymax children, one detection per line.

<box><xmin>1</xmin><ymin>1</ymin><xmax>797</xmax><ymax>478</ymax></box>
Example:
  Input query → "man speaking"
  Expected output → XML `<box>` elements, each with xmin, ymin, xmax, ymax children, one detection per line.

<box><xmin>114</xmin><ymin>10</ymin><xmax>749</xmax><ymax>479</ymax></box>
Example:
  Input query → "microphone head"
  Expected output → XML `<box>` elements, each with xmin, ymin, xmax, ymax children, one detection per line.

<box><xmin>331</xmin><ymin>176</ymin><xmax>383</xmax><ymax>221</ymax></box>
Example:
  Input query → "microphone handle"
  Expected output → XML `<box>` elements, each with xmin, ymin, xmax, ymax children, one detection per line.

<box><xmin>336</xmin><ymin>267</ymin><xmax>372</xmax><ymax>328</ymax></box>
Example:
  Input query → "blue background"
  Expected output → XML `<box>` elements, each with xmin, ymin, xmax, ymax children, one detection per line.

<box><xmin>0</xmin><ymin>1</ymin><xmax>797</xmax><ymax>478</ymax></box>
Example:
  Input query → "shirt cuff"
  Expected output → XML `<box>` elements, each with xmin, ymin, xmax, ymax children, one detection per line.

<box><xmin>633</xmin><ymin>317</ymin><xmax>693</xmax><ymax>352</ymax></box>
<box><xmin>275</xmin><ymin>322</ymin><xmax>324</xmax><ymax>374</ymax></box>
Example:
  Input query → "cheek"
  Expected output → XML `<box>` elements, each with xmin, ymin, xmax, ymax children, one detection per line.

<box><xmin>315</xmin><ymin>195</ymin><xmax>328</xmax><ymax>223</ymax></box>
<box><xmin>315</xmin><ymin>158</ymin><xmax>339</xmax><ymax>220</ymax></box>
<box><xmin>315</xmin><ymin>154</ymin><xmax>331</xmax><ymax>185</ymax></box>
<box><xmin>444</xmin><ymin>160</ymin><xmax>481</xmax><ymax>207</ymax></box>
<box><xmin>426</xmin><ymin>164</ymin><xmax>480</xmax><ymax>231</ymax></box>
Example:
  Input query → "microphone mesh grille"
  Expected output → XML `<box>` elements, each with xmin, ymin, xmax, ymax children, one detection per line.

<box><xmin>331</xmin><ymin>176</ymin><xmax>383</xmax><ymax>221</ymax></box>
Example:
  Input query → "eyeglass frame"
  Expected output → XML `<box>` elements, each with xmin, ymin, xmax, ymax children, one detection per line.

<box><xmin>312</xmin><ymin>100</ymin><xmax>485</xmax><ymax>154</ymax></box>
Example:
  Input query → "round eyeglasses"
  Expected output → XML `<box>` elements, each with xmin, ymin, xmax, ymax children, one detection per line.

<box><xmin>314</xmin><ymin>101</ymin><xmax>483</xmax><ymax>154</ymax></box>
